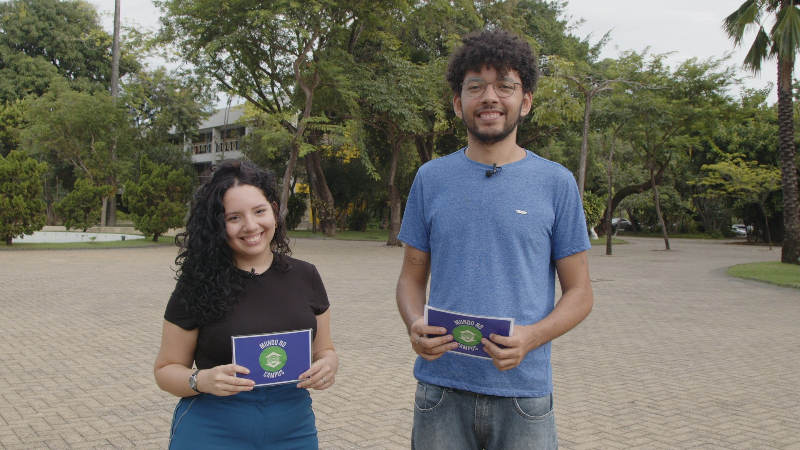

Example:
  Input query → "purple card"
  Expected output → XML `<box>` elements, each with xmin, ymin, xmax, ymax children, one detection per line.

<box><xmin>231</xmin><ymin>329</ymin><xmax>312</xmax><ymax>386</ymax></box>
<box><xmin>424</xmin><ymin>306</ymin><xmax>514</xmax><ymax>360</ymax></box>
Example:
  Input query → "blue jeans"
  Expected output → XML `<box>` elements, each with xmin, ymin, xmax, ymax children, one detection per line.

<box><xmin>169</xmin><ymin>384</ymin><xmax>317</xmax><ymax>449</ymax></box>
<box><xmin>412</xmin><ymin>381</ymin><xmax>558</xmax><ymax>450</ymax></box>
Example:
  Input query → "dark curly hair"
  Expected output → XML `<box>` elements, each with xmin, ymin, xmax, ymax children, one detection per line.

<box><xmin>446</xmin><ymin>29</ymin><xmax>539</xmax><ymax>95</ymax></box>
<box><xmin>173</xmin><ymin>160</ymin><xmax>291</xmax><ymax>325</ymax></box>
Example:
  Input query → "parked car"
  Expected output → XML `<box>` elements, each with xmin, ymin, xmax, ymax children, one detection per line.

<box><xmin>731</xmin><ymin>224</ymin><xmax>747</xmax><ymax>237</ymax></box>
<box><xmin>611</xmin><ymin>218</ymin><xmax>633</xmax><ymax>231</ymax></box>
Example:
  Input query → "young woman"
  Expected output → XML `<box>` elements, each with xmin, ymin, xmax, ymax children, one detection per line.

<box><xmin>154</xmin><ymin>161</ymin><xmax>337</xmax><ymax>449</ymax></box>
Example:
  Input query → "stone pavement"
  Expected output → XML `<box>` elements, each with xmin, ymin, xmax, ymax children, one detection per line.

<box><xmin>0</xmin><ymin>237</ymin><xmax>797</xmax><ymax>449</ymax></box>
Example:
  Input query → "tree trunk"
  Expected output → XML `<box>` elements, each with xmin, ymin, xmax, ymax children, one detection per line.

<box><xmin>304</xmin><ymin>152</ymin><xmax>336</xmax><ymax>237</ymax></box>
<box><xmin>776</xmin><ymin>58</ymin><xmax>800</xmax><ymax>264</ymax></box>
<box><xmin>599</xmin><ymin>160</ymin><xmax>668</xmax><ymax>227</ymax></box>
<box><xmin>605</xmin><ymin>128</ymin><xmax>617</xmax><ymax>256</ymax></box>
<box><xmin>107</xmin><ymin>195</ymin><xmax>116</xmax><ymax>227</ymax></box>
<box><xmin>578</xmin><ymin>94</ymin><xmax>594</xmax><ymax>200</ymax></box>
<box><xmin>152</xmin><ymin>233</ymin><xmax>160</xmax><ymax>243</ymax></box>
<box><xmin>387</xmin><ymin>140</ymin><xmax>402</xmax><ymax>247</ymax></box>
<box><xmin>100</xmin><ymin>196</ymin><xmax>108</xmax><ymax>227</ymax></box>
<box><xmin>651</xmin><ymin>166</ymin><xmax>670</xmax><ymax>250</ymax></box>
<box><xmin>760</xmin><ymin>202</ymin><xmax>773</xmax><ymax>250</ymax></box>
<box><xmin>414</xmin><ymin>135</ymin><xmax>433</xmax><ymax>164</ymax></box>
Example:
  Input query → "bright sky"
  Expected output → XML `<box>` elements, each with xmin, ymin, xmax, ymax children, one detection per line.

<box><xmin>92</xmin><ymin>0</ymin><xmax>781</xmax><ymax>104</ymax></box>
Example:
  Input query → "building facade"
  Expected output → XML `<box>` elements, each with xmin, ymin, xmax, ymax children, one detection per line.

<box><xmin>185</xmin><ymin>104</ymin><xmax>249</xmax><ymax>173</ymax></box>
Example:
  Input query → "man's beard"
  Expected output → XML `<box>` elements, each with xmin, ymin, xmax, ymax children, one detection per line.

<box><xmin>462</xmin><ymin>103</ymin><xmax>524</xmax><ymax>145</ymax></box>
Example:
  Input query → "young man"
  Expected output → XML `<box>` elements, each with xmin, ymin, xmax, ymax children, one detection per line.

<box><xmin>396</xmin><ymin>29</ymin><xmax>594</xmax><ymax>449</ymax></box>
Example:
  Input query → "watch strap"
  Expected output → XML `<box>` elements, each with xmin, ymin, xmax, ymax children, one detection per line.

<box><xmin>189</xmin><ymin>368</ymin><xmax>202</xmax><ymax>394</ymax></box>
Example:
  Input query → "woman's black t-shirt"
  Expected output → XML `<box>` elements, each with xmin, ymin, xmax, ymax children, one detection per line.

<box><xmin>164</xmin><ymin>255</ymin><xmax>330</xmax><ymax>369</ymax></box>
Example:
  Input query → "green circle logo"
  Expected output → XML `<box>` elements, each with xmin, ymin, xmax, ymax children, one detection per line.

<box><xmin>259</xmin><ymin>346</ymin><xmax>287</xmax><ymax>372</ymax></box>
<box><xmin>453</xmin><ymin>325</ymin><xmax>482</xmax><ymax>346</ymax></box>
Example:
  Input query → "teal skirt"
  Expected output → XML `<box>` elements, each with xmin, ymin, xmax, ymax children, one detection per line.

<box><xmin>169</xmin><ymin>384</ymin><xmax>318</xmax><ymax>449</ymax></box>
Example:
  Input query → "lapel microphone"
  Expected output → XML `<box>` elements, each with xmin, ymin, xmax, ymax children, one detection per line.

<box><xmin>486</xmin><ymin>163</ymin><xmax>501</xmax><ymax>178</ymax></box>
<box><xmin>244</xmin><ymin>268</ymin><xmax>256</xmax><ymax>278</ymax></box>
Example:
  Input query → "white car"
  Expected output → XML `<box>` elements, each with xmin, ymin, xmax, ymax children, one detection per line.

<box><xmin>731</xmin><ymin>224</ymin><xmax>747</xmax><ymax>236</ymax></box>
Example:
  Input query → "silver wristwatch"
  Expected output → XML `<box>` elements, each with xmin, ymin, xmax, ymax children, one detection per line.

<box><xmin>189</xmin><ymin>369</ymin><xmax>202</xmax><ymax>394</ymax></box>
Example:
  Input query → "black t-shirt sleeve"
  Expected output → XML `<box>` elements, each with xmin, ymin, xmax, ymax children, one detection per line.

<box><xmin>310</xmin><ymin>264</ymin><xmax>330</xmax><ymax>316</ymax></box>
<box><xmin>164</xmin><ymin>289</ymin><xmax>199</xmax><ymax>330</ymax></box>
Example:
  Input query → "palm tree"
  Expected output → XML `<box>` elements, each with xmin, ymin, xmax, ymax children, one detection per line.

<box><xmin>723</xmin><ymin>0</ymin><xmax>800</xmax><ymax>264</ymax></box>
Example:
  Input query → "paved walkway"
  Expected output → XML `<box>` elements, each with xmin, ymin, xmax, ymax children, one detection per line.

<box><xmin>0</xmin><ymin>237</ymin><xmax>797</xmax><ymax>449</ymax></box>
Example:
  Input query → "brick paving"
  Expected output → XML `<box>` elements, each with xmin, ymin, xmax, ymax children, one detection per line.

<box><xmin>0</xmin><ymin>236</ymin><xmax>797</xmax><ymax>449</ymax></box>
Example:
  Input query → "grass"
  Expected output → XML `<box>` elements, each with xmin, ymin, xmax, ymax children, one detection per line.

<box><xmin>289</xmin><ymin>229</ymin><xmax>625</xmax><ymax>245</ymax></box>
<box><xmin>1</xmin><ymin>238</ymin><xmax>174</xmax><ymax>250</ymax></box>
<box><xmin>288</xmin><ymin>229</ymin><xmax>390</xmax><ymax>241</ymax></box>
<box><xmin>6</xmin><ymin>228</ymin><xmax>624</xmax><ymax>248</ymax></box>
<box><xmin>614</xmin><ymin>231</ymin><xmax>736</xmax><ymax>239</ymax></box>
<box><xmin>727</xmin><ymin>261</ymin><xmax>800</xmax><ymax>289</ymax></box>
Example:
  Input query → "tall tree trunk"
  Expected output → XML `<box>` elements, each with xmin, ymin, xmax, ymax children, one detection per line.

<box><xmin>281</xmin><ymin>143</ymin><xmax>300</xmax><ymax>220</ymax></box>
<box><xmin>100</xmin><ymin>196</ymin><xmax>108</xmax><ymax>227</ymax></box>
<box><xmin>651</xmin><ymin>165</ymin><xmax>670</xmax><ymax>250</ymax></box>
<box><xmin>304</xmin><ymin>152</ymin><xmax>336</xmax><ymax>237</ymax></box>
<box><xmin>578</xmin><ymin>94</ymin><xmax>594</xmax><ymax>200</ymax></box>
<box><xmin>776</xmin><ymin>58</ymin><xmax>800</xmax><ymax>264</ymax></box>
<box><xmin>387</xmin><ymin>139</ymin><xmax>402</xmax><ymax>247</ymax></box>
<box><xmin>414</xmin><ymin>135</ymin><xmax>433</xmax><ymax>164</ymax></box>
<box><xmin>605</xmin><ymin>128</ymin><xmax>618</xmax><ymax>256</ymax></box>
<box><xmin>760</xmin><ymin>202</ymin><xmax>773</xmax><ymax>250</ymax></box>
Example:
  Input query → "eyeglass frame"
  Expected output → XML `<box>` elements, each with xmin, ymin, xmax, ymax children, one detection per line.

<box><xmin>460</xmin><ymin>78</ymin><xmax>524</xmax><ymax>98</ymax></box>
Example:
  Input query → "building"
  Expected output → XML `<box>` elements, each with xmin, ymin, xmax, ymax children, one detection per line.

<box><xmin>185</xmin><ymin>104</ymin><xmax>250</xmax><ymax>173</ymax></box>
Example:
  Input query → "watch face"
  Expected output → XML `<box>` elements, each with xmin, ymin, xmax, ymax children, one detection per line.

<box><xmin>189</xmin><ymin>375</ymin><xmax>197</xmax><ymax>389</ymax></box>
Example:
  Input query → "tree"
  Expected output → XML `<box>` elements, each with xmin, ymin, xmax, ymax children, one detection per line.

<box><xmin>0</xmin><ymin>150</ymin><xmax>47</xmax><ymax>245</ymax></box>
<box><xmin>121</xmin><ymin>67</ymin><xmax>214</xmax><ymax>146</ymax></box>
<box><xmin>0</xmin><ymin>99</ymin><xmax>26</xmax><ymax>156</ymax></box>
<box><xmin>21</xmin><ymin>81</ymin><xmax>134</xmax><ymax>227</ymax></box>
<box><xmin>546</xmin><ymin>56</ymin><xmax>643</xmax><ymax>199</ymax></box>
<box><xmin>0</xmin><ymin>0</ymin><xmax>140</xmax><ymax>101</ymax></box>
<box><xmin>55</xmin><ymin>178</ymin><xmax>111</xmax><ymax>232</ymax></box>
<box><xmin>698</xmin><ymin>157</ymin><xmax>782</xmax><ymax>247</ymax></box>
<box><xmin>619</xmin><ymin>53</ymin><xmax>734</xmax><ymax>250</ymax></box>
<box><xmin>123</xmin><ymin>156</ymin><xmax>192</xmax><ymax>242</ymax></box>
<box><xmin>158</xmin><ymin>0</ymin><xmax>366</xmax><ymax>236</ymax></box>
<box><xmin>724</xmin><ymin>0</ymin><xmax>800</xmax><ymax>264</ymax></box>
<box><xmin>354</xmin><ymin>52</ymin><xmax>451</xmax><ymax>246</ymax></box>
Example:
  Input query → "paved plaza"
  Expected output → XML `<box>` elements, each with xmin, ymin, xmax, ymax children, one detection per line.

<box><xmin>0</xmin><ymin>236</ymin><xmax>798</xmax><ymax>449</ymax></box>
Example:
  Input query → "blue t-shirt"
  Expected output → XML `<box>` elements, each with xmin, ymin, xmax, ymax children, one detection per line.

<box><xmin>398</xmin><ymin>148</ymin><xmax>590</xmax><ymax>397</ymax></box>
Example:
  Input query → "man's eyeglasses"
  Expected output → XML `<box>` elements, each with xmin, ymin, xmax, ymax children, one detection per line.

<box><xmin>462</xmin><ymin>79</ymin><xmax>522</xmax><ymax>98</ymax></box>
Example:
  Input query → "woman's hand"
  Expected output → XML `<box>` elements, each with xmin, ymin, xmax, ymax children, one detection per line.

<box><xmin>196</xmin><ymin>364</ymin><xmax>255</xmax><ymax>396</ymax></box>
<box><xmin>297</xmin><ymin>351</ymin><xmax>336</xmax><ymax>390</ymax></box>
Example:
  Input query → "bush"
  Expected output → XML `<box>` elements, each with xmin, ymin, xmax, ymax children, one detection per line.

<box><xmin>347</xmin><ymin>209</ymin><xmax>370</xmax><ymax>232</ymax></box>
<box><xmin>56</xmin><ymin>179</ymin><xmax>112</xmax><ymax>232</ymax></box>
<box><xmin>123</xmin><ymin>156</ymin><xmax>192</xmax><ymax>242</ymax></box>
<box><xmin>583</xmin><ymin>191</ymin><xmax>605</xmax><ymax>232</ymax></box>
<box><xmin>285</xmin><ymin>194</ymin><xmax>306</xmax><ymax>230</ymax></box>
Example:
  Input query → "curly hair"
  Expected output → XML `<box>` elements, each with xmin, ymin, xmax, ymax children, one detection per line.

<box><xmin>173</xmin><ymin>160</ymin><xmax>291</xmax><ymax>326</ymax></box>
<box><xmin>446</xmin><ymin>29</ymin><xmax>539</xmax><ymax>95</ymax></box>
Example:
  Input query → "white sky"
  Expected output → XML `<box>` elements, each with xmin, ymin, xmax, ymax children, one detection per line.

<box><xmin>92</xmin><ymin>0</ymin><xmax>781</xmax><ymax>104</ymax></box>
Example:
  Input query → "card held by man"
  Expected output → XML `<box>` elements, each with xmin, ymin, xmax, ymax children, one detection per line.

<box><xmin>425</xmin><ymin>306</ymin><xmax>514</xmax><ymax>360</ymax></box>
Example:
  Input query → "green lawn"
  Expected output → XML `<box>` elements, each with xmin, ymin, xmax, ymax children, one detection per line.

<box><xmin>288</xmin><ymin>229</ymin><xmax>389</xmax><ymax>241</ymax></box>
<box><xmin>727</xmin><ymin>261</ymin><xmax>800</xmax><ymax>289</ymax></box>
<box><xmin>1</xmin><ymin>238</ymin><xmax>174</xmax><ymax>250</ymax></box>
<box><xmin>289</xmin><ymin>229</ymin><xmax>625</xmax><ymax>245</ymax></box>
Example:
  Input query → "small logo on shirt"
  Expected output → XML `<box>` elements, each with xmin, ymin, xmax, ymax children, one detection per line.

<box><xmin>516</xmin><ymin>210</ymin><xmax>528</xmax><ymax>215</ymax></box>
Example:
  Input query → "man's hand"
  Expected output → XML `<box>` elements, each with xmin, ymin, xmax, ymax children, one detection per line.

<box><xmin>481</xmin><ymin>324</ymin><xmax>540</xmax><ymax>371</ymax></box>
<box><xmin>409</xmin><ymin>317</ymin><xmax>458</xmax><ymax>361</ymax></box>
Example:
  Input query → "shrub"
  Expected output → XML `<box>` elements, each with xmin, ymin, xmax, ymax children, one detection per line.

<box><xmin>347</xmin><ymin>209</ymin><xmax>370</xmax><ymax>232</ymax></box>
<box><xmin>285</xmin><ymin>194</ymin><xmax>306</xmax><ymax>230</ymax></box>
